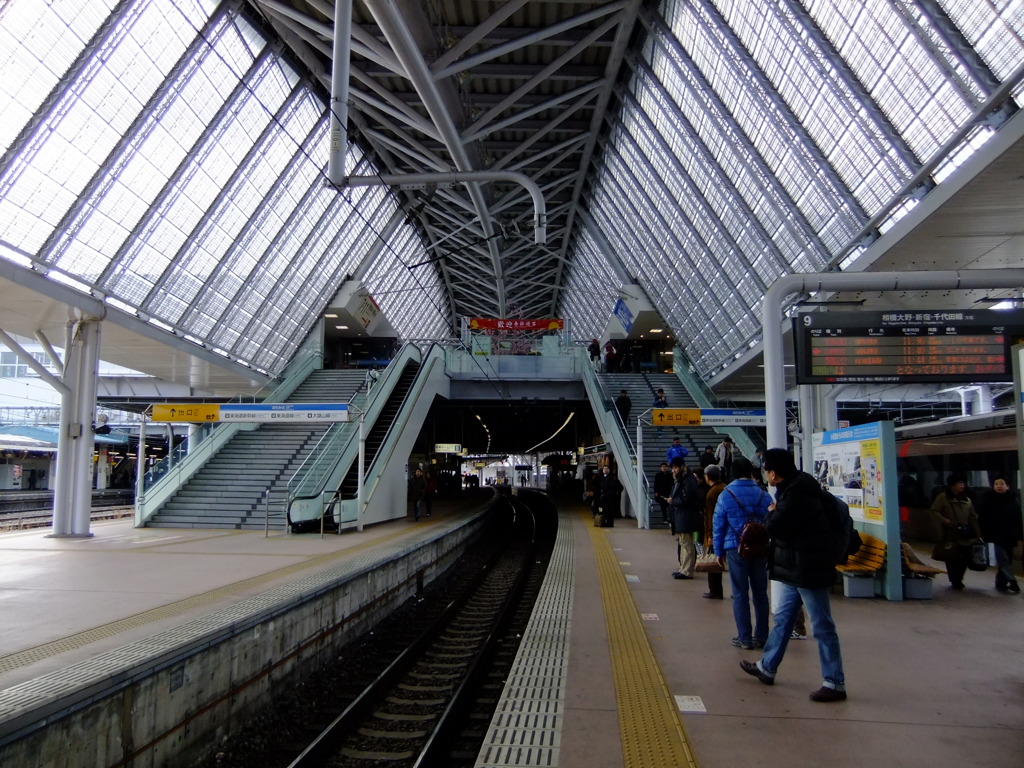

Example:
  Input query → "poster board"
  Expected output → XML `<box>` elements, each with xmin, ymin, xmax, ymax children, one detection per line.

<box><xmin>812</xmin><ymin>421</ymin><xmax>902</xmax><ymax>600</ymax></box>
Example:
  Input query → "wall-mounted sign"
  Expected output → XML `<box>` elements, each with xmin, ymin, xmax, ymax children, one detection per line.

<box><xmin>651</xmin><ymin>408</ymin><xmax>765</xmax><ymax>427</ymax></box>
<box><xmin>152</xmin><ymin>404</ymin><xmax>220</xmax><ymax>422</ymax></box>
<box><xmin>151</xmin><ymin>403</ymin><xmax>350</xmax><ymax>423</ymax></box>
<box><xmin>468</xmin><ymin>318</ymin><xmax>564</xmax><ymax>331</ymax></box>
<box><xmin>613</xmin><ymin>298</ymin><xmax>634</xmax><ymax>333</ymax></box>
<box><xmin>795</xmin><ymin>310</ymin><xmax>1024</xmax><ymax>384</ymax></box>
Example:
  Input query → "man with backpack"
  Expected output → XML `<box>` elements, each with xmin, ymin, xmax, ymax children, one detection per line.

<box><xmin>739</xmin><ymin>448</ymin><xmax>848</xmax><ymax>703</ymax></box>
<box><xmin>713</xmin><ymin>458</ymin><xmax>772</xmax><ymax>648</ymax></box>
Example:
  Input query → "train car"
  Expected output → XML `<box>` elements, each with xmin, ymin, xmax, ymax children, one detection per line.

<box><xmin>894</xmin><ymin>409</ymin><xmax>1018</xmax><ymax>539</ymax></box>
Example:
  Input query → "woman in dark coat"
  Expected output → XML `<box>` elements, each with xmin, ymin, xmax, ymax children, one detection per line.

<box><xmin>930</xmin><ymin>474</ymin><xmax>982</xmax><ymax>590</ymax></box>
<box><xmin>976</xmin><ymin>476</ymin><xmax>1022</xmax><ymax>593</ymax></box>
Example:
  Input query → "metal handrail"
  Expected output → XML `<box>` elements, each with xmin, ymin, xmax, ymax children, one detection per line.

<box><xmin>284</xmin><ymin>342</ymin><xmax>424</xmax><ymax>516</ymax></box>
<box><xmin>263</xmin><ymin>487</ymin><xmax>289</xmax><ymax>538</ymax></box>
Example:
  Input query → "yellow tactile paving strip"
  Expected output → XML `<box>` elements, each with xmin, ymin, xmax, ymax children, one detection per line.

<box><xmin>584</xmin><ymin>511</ymin><xmax>699</xmax><ymax>768</ymax></box>
<box><xmin>0</xmin><ymin>525</ymin><xmax>416</xmax><ymax>676</ymax></box>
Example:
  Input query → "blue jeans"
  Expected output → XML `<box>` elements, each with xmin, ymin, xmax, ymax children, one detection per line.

<box><xmin>757</xmin><ymin>583</ymin><xmax>846</xmax><ymax>691</ymax></box>
<box><xmin>726</xmin><ymin>550</ymin><xmax>769</xmax><ymax>644</ymax></box>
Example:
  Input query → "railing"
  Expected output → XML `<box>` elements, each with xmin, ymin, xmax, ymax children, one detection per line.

<box><xmin>285</xmin><ymin>342</ymin><xmax>426</xmax><ymax>526</ymax></box>
<box><xmin>263</xmin><ymin>487</ymin><xmax>290</xmax><ymax>538</ymax></box>
<box><xmin>136</xmin><ymin>347</ymin><xmax>324</xmax><ymax>525</ymax></box>
<box><xmin>359</xmin><ymin>344</ymin><xmax>446</xmax><ymax>507</ymax></box>
<box><xmin>672</xmin><ymin>347</ymin><xmax>762</xmax><ymax>460</ymax></box>
<box><xmin>580</xmin><ymin>348</ymin><xmax>642</xmax><ymax>520</ymax></box>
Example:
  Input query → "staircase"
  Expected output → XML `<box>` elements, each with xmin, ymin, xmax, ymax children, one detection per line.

<box><xmin>597</xmin><ymin>372</ymin><xmax>728</xmax><ymax>504</ymax></box>
<box><xmin>146</xmin><ymin>370</ymin><xmax>366</xmax><ymax>530</ymax></box>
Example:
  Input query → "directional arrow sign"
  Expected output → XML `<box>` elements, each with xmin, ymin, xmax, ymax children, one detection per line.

<box><xmin>652</xmin><ymin>408</ymin><xmax>702</xmax><ymax>426</ymax></box>
<box><xmin>152</xmin><ymin>404</ymin><xmax>220</xmax><ymax>422</ymax></box>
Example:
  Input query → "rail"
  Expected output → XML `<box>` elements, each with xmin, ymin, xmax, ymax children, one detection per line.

<box><xmin>284</xmin><ymin>342</ymin><xmax>425</xmax><ymax>527</ymax></box>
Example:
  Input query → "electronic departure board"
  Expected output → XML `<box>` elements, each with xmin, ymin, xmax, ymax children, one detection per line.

<box><xmin>793</xmin><ymin>310</ymin><xmax>1024</xmax><ymax>384</ymax></box>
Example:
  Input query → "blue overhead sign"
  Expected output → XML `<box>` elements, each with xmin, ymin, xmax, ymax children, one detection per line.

<box><xmin>613</xmin><ymin>298</ymin><xmax>634</xmax><ymax>333</ymax></box>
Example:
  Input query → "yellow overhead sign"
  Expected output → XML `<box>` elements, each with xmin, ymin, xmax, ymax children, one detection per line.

<box><xmin>652</xmin><ymin>408</ymin><xmax>702</xmax><ymax>427</ymax></box>
<box><xmin>152</xmin><ymin>404</ymin><xmax>220</xmax><ymax>422</ymax></box>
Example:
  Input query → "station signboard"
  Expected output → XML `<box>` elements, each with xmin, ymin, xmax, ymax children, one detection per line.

<box><xmin>151</xmin><ymin>403</ymin><xmax>349</xmax><ymax>422</ymax></box>
<box><xmin>794</xmin><ymin>309</ymin><xmax>1024</xmax><ymax>384</ymax></box>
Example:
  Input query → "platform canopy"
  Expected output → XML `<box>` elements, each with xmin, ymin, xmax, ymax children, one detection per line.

<box><xmin>0</xmin><ymin>1</ymin><xmax>1021</xmax><ymax>401</ymax></box>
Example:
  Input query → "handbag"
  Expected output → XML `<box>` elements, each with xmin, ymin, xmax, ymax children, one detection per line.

<box><xmin>931</xmin><ymin>539</ymin><xmax>957</xmax><ymax>563</ymax></box>
<box><xmin>967</xmin><ymin>541</ymin><xmax>989</xmax><ymax>571</ymax></box>
<box><xmin>695</xmin><ymin>552</ymin><xmax>725</xmax><ymax>573</ymax></box>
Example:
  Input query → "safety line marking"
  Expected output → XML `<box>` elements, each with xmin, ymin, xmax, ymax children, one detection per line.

<box><xmin>583</xmin><ymin>509</ymin><xmax>699</xmax><ymax>768</ymax></box>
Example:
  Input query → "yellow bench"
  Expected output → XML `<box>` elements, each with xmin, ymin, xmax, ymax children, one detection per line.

<box><xmin>900</xmin><ymin>542</ymin><xmax>944</xmax><ymax>599</ymax></box>
<box><xmin>900</xmin><ymin>542</ymin><xmax>945</xmax><ymax>577</ymax></box>
<box><xmin>836</xmin><ymin>533</ymin><xmax>885</xmax><ymax>597</ymax></box>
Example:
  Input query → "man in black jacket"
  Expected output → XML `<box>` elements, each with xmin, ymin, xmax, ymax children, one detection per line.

<box><xmin>739</xmin><ymin>448</ymin><xmax>848</xmax><ymax>702</ymax></box>
<box><xmin>669</xmin><ymin>458</ymin><xmax>701</xmax><ymax>579</ymax></box>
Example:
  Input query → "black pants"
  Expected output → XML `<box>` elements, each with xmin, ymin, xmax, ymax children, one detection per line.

<box><xmin>947</xmin><ymin>549</ymin><xmax>968</xmax><ymax>586</ymax></box>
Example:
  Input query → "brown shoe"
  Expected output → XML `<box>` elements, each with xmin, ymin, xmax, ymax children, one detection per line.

<box><xmin>809</xmin><ymin>686</ymin><xmax>847</xmax><ymax>702</ymax></box>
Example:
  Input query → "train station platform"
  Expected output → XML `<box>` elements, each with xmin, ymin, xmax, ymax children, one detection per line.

<box><xmin>0</xmin><ymin>490</ymin><xmax>1021</xmax><ymax>767</ymax></box>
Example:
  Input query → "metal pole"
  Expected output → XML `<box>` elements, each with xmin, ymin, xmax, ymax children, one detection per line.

<box><xmin>357</xmin><ymin>410</ymin><xmax>365</xmax><ymax>532</ymax></box>
<box><xmin>135</xmin><ymin>413</ymin><xmax>147</xmax><ymax>527</ymax></box>
<box><xmin>326</xmin><ymin>0</ymin><xmax>352</xmax><ymax>185</ymax></box>
<box><xmin>636</xmin><ymin>415</ymin><xmax>645</xmax><ymax>529</ymax></box>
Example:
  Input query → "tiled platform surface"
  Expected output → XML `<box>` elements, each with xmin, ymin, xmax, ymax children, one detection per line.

<box><xmin>2</xmin><ymin>494</ymin><xmax>1022</xmax><ymax>767</ymax></box>
<box><xmin>560</xmin><ymin>508</ymin><xmax>1024</xmax><ymax>768</ymax></box>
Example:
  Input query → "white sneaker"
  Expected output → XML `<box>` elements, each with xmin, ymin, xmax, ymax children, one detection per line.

<box><xmin>790</xmin><ymin>630</ymin><xmax>807</xmax><ymax>640</ymax></box>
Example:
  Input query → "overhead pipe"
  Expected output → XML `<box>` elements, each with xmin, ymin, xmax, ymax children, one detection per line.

<box><xmin>327</xmin><ymin>0</ymin><xmax>352</xmax><ymax>185</ymax></box>
<box><xmin>763</xmin><ymin>269</ymin><xmax>1024</xmax><ymax>449</ymax></box>
<box><xmin>344</xmin><ymin>171</ymin><xmax>548</xmax><ymax>245</ymax></box>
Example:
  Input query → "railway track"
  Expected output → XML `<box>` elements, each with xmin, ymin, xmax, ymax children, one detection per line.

<box><xmin>275</xmin><ymin>491</ymin><xmax>555</xmax><ymax>768</ymax></box>
<box><xmin>0</xmin><ymin>504</ymin><xmax>135</xmax><ymax>531</ymax></box>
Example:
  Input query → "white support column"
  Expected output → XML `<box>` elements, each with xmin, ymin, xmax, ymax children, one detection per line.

<box><xmin>797</xmin><ymin>384</ymin><xmax>815</xmax><ymax>473</ymax></box>
<box><xmin>135</xmin><ymin>414</ymin><xmax>147</xmax><ymax>527</ymax></box>
<box><xmin>70</xmin><ymin>318</ymin><xmax>101</xmax><ymax>536</ymax></box>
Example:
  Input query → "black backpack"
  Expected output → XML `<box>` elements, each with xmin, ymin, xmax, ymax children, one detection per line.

<box><xmin>823</xmin><ymin>491</ymin><xmax>862</xmax><ymax>565</ymax></box>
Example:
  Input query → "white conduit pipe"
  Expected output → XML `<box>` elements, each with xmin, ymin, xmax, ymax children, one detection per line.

<box><xmin>763</xmin><ymin>269</ymin><xmax>1024</xmax><ymax>448</ymax></box>
<box><xmin>327</xmin><ymin>0</ymin><xmax>352</xmax><ymax>185</ymax></box>
<box><xmin>344</xmin><ymin>171</ymin><xmax>548</xmax><ymax>245</ymax></box>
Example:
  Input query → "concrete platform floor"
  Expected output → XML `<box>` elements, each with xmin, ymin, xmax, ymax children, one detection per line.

<box><xmin>561</xmin><ymin>510</ymin><xmax>1024</xmax><ymax>768</ymax></box>
<box><xmin>1</xmin><ymin>495</ymin><xmax>1022</xmax><ymax>767</ymax></box>
<box><xmin>0</xmin><ymin>504</ymin><xmax>462</xmax><ymax>692</ymax></box>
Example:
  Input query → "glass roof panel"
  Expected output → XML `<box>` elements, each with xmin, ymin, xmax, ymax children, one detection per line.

<box><xmin>0</xmin><ymin>0</ymin><xmax>118</xmax><ymax>154</ymax></box>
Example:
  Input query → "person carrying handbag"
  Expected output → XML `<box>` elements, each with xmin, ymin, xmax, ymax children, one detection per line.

<box><xmin>930</xmin><ymin>474</ymin><xmax>982</xmax><ymax>590</ymax></box>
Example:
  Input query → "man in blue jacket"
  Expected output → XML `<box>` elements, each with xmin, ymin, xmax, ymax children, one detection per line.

<box><xmin>665</xmin><ymin>437</ymin><xmax>688</xmax><ymax>465</ymax></box>
<box><xmin>714</xmin><ymin>457</ymin><xmax>772</xmax><ymax>649</ymax></box>
<box><xmin>739</xmin><ymin>448</ymin><xmax>848</xmax><ymax>702</ymax></box>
